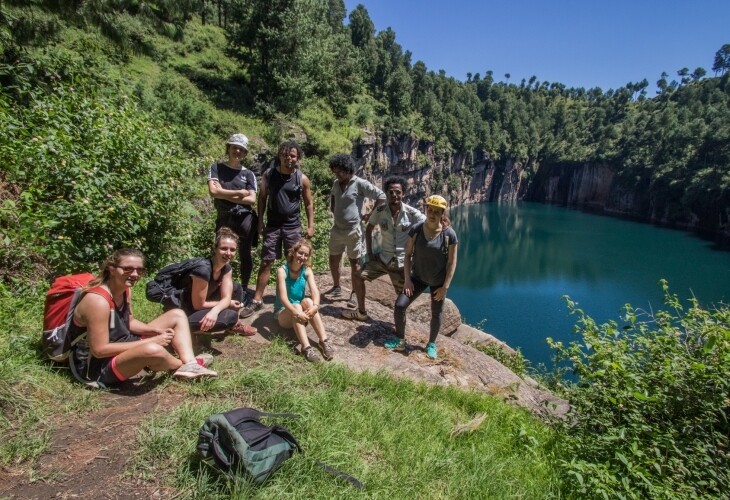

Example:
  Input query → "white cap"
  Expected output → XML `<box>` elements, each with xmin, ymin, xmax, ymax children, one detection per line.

<box><xmin>227</xmin><ymin>133</ymin><xmax>249</xmax><ymax>151</ymax></box>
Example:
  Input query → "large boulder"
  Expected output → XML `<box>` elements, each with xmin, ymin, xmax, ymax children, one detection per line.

<box><xmin>243</xmin><ymin>270</ymin><xmax>568</xmax><ymax>419</ymax></box>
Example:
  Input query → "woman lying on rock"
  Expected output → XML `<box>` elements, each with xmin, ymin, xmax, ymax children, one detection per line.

<box><xmin>275</xmin><ymin>239</ymin><xmax>334</xmax><ymax>362</ymax></box>
<box><xmin>68</xmin><ymin>248</ymin><xmax>217</xmax><ymax>387</ymax></box>
<box><xmin>384</xmin><ymin>195</ymin><xmax>459</xmax><ymax>360</ymax></box>
<box><xmin>179</xmin><ymin>227</ymin><xmax>257</xmax><ymax>336</ymax></box>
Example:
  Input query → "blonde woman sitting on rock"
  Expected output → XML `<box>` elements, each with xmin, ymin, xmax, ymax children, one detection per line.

<box><xmin>275</xmin><ymin>239</ymin><xmax>334</xmax><ymax>362</ymax></box>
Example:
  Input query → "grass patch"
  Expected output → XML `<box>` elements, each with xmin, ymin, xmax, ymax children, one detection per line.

<box><xmin>0</xmin><ymin>266</ymin><xmax>561</xmax><ymax>497</ymax></box>
<box><xmin>132</xmin><ymin>339</ymin><xmax>562</xmax><ymax>498</ymax></box>
<box><xmin>0</xmin><ymin>286</ymin><xmax>103</xmax><ymax>465</ymax></box>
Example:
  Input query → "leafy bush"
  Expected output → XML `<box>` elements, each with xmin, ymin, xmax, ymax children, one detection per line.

<box><xmin>549</xmin><ymin>281</ymin><xmax>730</xmax><ymax>498</ymax></box>
<box><xmin>475</xmin><ymin>343</ymin><xmax>528</xmax><ymax>377</ymax></box>
<box><xmin>0</xmin><ymin>57</ymin><xmax>201</xmax><ymax>284</ymax></box>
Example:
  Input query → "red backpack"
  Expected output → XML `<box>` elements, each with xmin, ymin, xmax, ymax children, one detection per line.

<box><xmin>42</xmin><ymin>273</ymin><xmax>114</xmax><ymax>362</ymax></box>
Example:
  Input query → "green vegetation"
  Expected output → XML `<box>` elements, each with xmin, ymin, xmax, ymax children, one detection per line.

<box><xmin>475</xmin><ymin>343</ymin><xmax>528</xmax><ymax>377</ymax></box>
<box><xmin>132</xmin><ymin>342</ymin><xmax>560</xmax><ymax>498</ymax></box>
<box><xmin>0</xmin><ymin>283</ymin><xmax>562</xmax><ymax>497</ymax></box>
<box><xmin>549</xmin><ymin>282</ymin><xmax>730</xmax><ymax>498</ymax></box>
<box><xmin>1</xmin><ymin>2</ymin><xmax>728</xmax><ymax>498</ymax></box>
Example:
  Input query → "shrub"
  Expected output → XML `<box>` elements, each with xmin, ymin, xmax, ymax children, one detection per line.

<box><xmin>0</xmin><ymin>58</ymin><xmax>200</xmax><ymax>284</ymax></box>
<box><xmin>549</xmin><ymin>281</ymin><xmax>730</xmax><ymax>499</ymax></box>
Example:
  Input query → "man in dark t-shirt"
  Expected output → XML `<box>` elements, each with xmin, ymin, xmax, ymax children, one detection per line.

<box><xmin>240</xmin><ymin>141</ymin><xmax>315</xmax><ymax>318</ymax></box>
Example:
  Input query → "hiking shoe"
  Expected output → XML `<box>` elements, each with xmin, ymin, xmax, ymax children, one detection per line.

<box><xmin>195</xmin><ymin>353</ymin><xmax>214</xmax><ymax>368</ymax></box>
<box><xmin>323</xmin><ymin>286</ymin><xmax>344</xmax><ymax>299</ymax></box>
<box><xmin>346</xmin><ymin>291</ymin><xmax>357</xmax><ymax>309</ymax></box>
<box><xmin>173</xmin><ymin>361</ymin><xmax>217</xmax><ymax>379</ymax></box>
<box><xmin>302</xmin><ymin>345</ymin><xmax>320</xmax><ymax>363</ymax></box>
<box><xmin>341</xmin><ymin>309</ymin><xmax>368</xmax><ymax>321</ymax></box>
<box><xmin>426</xmin><ymin>342</ymin><xmax>438</xmax><ymax>360</ymax></box>
<box><xmin>384</xmin><ymin>338</ymin><xmax>406</xmax><ymax>351</ymax></box>
<box><xmin>240</xmin><ymin>300</ymin><xmax>263</xmax><ymax>318</ymax></box>
<box><xmin>321</xmin><ymin>338</ymin><xmax>335</xmax><ymax>361</ymax></box>
<box><xmin>228</xmin><ymin>320</ymin><xmax>257</xmax><ymax>336</ymax></box>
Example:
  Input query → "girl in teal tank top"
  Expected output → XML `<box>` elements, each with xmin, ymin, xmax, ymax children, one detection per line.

<box><xmin>274</xmin><ymin>261</ymin><xmax>307</xmax><ymax>312</ymax></box>
<box><xmin>275</xmin><ymin>240</ymin><xmax>334</xmax><ymax>362</ymax></box>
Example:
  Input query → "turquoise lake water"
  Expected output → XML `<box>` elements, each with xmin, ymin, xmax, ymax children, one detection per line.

<box><xmin>448</xmin><ymin>202</ymin><xmax>730</xmax><ymax>368</ymax></box>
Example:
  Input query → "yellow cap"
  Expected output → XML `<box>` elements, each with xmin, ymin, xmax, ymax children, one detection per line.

<box><xmin>425</xmin><ymin>195</ymin><xmax>448</xmax><ymax>210</ymax></box>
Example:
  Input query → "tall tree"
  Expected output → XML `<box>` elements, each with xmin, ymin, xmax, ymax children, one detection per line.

<box><xmin>326</xmin><ymin>0</ymin><xmax>346</xmax><ymax>32</ymax></box>
<box><xmin>712</xmin><ymin>43</ymin><xmax>730</xmax><ymax>75</ymax></box>
<box><xmin>228</xmin><ymin>0</ymin><xmax>342</xmax><ymax>114</ymax></box>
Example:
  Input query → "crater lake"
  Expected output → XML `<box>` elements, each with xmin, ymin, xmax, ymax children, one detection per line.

<box><xmin>448</xmin><ymin>202</ymin><xmax>730</xmax><ymax>368</ymax></box>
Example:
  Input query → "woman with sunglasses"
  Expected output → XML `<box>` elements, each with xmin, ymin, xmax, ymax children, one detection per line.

<box><xmin>179</xmin><ymin>227</ymin><xmax>257</xmax><ymax>336</ymax></box>
<box><xmin>274</xmin><ymin>239</ymin><xmax>334</xmax><ymax>362</ymax></box>
<box><xmin>384</xmin><ymin>195</ymin><xmax>459</xmax><ymax>360</ymax></box>
<box><xmin>68</xmin><ymin>248</ymin><xmax>217</xmax><ymax>387</ymax></box>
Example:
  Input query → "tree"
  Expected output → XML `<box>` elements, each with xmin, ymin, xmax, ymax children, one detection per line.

<box><xmin>348</xmin><ymin>4</ymin><xmax>378</xmax><ymax>85</ymax></box>
<box><xmin>691</xmin><ymin>67</ymin><xmax>706</xmax><ymax>81</ymax></box>
<box><xmin>349</xmin><ymin>4</ymin><xmax>374</xmax><ymax>48</ymax></box>
<box><xmin>326</xmin><ymin>0</ymin><xmax>346</xmax><ymax>32</ymax></box>
<box><xmin>677</xmin><ymin>67</ymin><xmax>690</xmax><ymax>86</ymax></box>
<box><xmin>712</xmin><ymin>43</ymin><xmax>730</xmax><ymax>75</ymax></box>
<box><xmin>228</xmin><ymin>0</ymin><xmax>343</xmax><ymax>115</ymax></box>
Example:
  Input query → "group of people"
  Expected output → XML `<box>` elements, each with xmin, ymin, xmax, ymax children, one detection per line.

<box><xmin>67</xmin><ymin>133</ymin><xmax>458</xmax><ymax>387</ymax></box>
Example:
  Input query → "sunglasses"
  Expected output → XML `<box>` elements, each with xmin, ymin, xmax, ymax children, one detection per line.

<box><xmin>387</xmin><ymin>189</ymin><xmax>403</xmax><ymax>195</ymax></box>
<box><xmin>115</xmin><ymin>265</ymin><xmax>146</xmax><ymax>275</ymax></box>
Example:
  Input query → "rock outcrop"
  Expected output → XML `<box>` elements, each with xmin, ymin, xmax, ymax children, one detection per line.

<box><xmin>243</xmin><ymin>271</ymin><xmax>569</xmax><ymax>419</ymax></box>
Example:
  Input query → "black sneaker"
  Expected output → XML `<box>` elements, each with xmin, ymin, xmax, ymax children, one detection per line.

<box><xmin>323</xmin><ymin>286</ymin><xmax>344</xmax><ymax>299</ymax></box>
<box><xmin>240</xmin><ymin>300</ymin><xmax>263</xmax><ymax>318</ymax></box>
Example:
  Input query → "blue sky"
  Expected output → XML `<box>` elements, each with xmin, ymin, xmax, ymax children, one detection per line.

<box><xmin>343</xmin><ymin>0</ymin><xmax>730</xmax><ymax>92</ymax></box>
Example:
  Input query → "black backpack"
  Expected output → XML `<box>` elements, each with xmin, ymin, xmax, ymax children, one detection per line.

<box><xmin>197</xmin><ymin>407</ymin><xmax>363</xmax><ymax>488</ymax></box>
<box><xmin>146</xmin><ymin>257</ymin><xmax>206</xmax><ymax>310</ymax></box>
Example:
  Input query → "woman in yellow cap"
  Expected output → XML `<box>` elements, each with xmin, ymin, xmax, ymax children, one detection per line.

<box><xmin>384</xmin><ymin>194</ymin><xmax>458</xmax><ymax>359</ymax></box>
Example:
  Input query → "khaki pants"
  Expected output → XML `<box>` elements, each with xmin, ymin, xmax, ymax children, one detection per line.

<box><xmin>359</xmin><ymin>257</ymin><xmax>405</xmax><ymax>293</ymax></box>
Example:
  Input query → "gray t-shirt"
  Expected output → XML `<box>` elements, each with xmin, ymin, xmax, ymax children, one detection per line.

<box><xmin>409</xmin><ymin>222</ymin><xmax>458</xmax><ymax>286</ymax></box>
<box><xmin>331</xmin><ymin>176</ymin><xmax>385</xmax><ymax>230</ymax></box>
<box><xmin>369</xmin><ymin>203</ymin><xmax>425</xmax><ymax>269</ymax></box>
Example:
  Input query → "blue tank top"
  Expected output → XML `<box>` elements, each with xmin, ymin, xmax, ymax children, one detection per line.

<box><xmin>274</xmin><ymin>262</ymin><xmax>307</xmax><ymax>312</ymax></box>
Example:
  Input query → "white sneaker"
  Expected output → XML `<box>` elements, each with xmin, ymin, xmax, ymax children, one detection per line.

<box><xmin>195</xmin><ymin>353</ymin><xmax>214</xmax><ymax>367</ymax></box>
<box><xmin>173</xmin><ymin>361</ymin><xmax>217</xmax><ymax>379</ymax></box>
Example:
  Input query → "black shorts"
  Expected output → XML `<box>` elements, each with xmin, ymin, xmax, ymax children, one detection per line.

<box><xmin>260</xmin><ymin>224</ymin><xmax>301</xmax><ymax>261</ymax></box>
<box><xmin>70</xmin><ymin>354</ymin><xmax>128</xmax><ymax>388</ymax></box>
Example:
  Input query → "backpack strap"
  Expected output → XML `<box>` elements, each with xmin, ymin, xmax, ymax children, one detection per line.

<box><xmin>316</xmin><ymin>462</ymin><xmax>364</xmax><ymax>490</ymax></box>
<box><xmin>255</xmin><ymin>411</ymin><xmax>301</xmax><ymax>420</ymax></box>
<box><xmin>85</xmin><ymin>286</ymin><xmax>116</xmax><ymax>329</ymax></box>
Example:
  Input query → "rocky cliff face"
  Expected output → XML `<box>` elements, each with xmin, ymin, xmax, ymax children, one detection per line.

<box><xmin>353</xmin><ymin>134</ymin><xmax>729</xmax><ymax>244</ymax></box>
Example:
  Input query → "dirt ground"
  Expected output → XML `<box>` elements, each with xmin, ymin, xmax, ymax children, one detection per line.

<box><xmin>0</xmin><ymin>338</ymin><xmax>263</xmax><ymax>500</ymax></box>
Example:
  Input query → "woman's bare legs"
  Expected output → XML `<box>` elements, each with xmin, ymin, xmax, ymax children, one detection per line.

<box><xmin>147</xmin><ymin>308</ymin><xmax>196</xmax><ymax>363</ymax></box>
<box><xmin>112</xmin><ymin>309</ymin><xmax>205</xmax><ymax>379</ymax></box>
<box><xmin>277</xmin><ymin>304</ymin><xmax>311</xmax><ymax>349</ymax></box>
<box><xmin>301</xmin><ymin>297</ymin><xmax>328</xmax><ymax>343</ymax></box>
<box><xmin>112</xmin><ymin>342</ymin><xmax>182</xmax><ymax>379</ymax></box>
